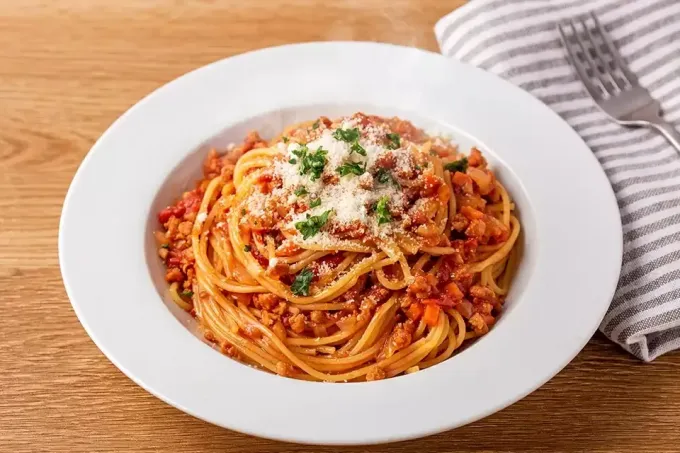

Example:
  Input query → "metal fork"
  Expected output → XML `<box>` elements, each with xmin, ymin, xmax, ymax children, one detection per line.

<box><xmin>558</xmin><ymin>12</ymin><xmax>680</xmax><ymax>152</ymax></box>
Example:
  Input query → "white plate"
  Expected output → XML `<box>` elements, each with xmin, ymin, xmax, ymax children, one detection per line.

<box><xmin>59</xmin><ymin>42</ymin><xmax>622</xmax><ymax>445</ymax></box>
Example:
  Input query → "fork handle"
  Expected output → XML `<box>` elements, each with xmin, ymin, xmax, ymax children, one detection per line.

<box><xmin>654</xmin><ymin>122</ymin><xmax>680</xmax><ymax>153</ymax></box>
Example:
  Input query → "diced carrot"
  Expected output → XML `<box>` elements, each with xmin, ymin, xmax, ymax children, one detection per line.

<box><xmin>437</xmin><ymin>183</ymin><xmax>451</xmax><ymax>203</ymax></box>
<box><xmin>423</xmin><ymin>304</ymin><xmax>440</xmax><ymax>327</ymax></box>
<box><xmin>444</xmin><ymin>282</ymin><xmax>464</xmax><ymax>300</ymax></box>
<box><xmin>468</xmin><ymin>147</ymin><xmax>486</xmax><ymax>167</ymax></box>
<box><xmin>468</xmin><ymin>167</ymin><xmax>492</xmax><ymax>195</ymax></box>
<box><xmin>419</xmin><ymin>173</ymin><xmax>442</xmax><ymax>197</ymax></box>
<box><xmin>452</xmin><ymin>171</ymin><xmax>471</xmax><ymax>185</ymax></box>
<box><xmin>460</xmin><ymin>206</ymin><xmax>485</xmax><ymax>220</ymax></box>
<box><xmin>164</xmin><ymin>268</ymin><xmax>183</xmax><ymax>283</ymax></box>
<box><xmin>406</xmin><ymin>302</ymin><xmax>424</xmax><ymax>321</ymax></box>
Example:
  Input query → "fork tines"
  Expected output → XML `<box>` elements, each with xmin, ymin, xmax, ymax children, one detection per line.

<box><xmin>558</xmin><ymin>12</ymin><xmax>638</xmax><ymax>100</ymax></box>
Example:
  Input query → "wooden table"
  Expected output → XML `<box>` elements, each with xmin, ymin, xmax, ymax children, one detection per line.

<box><xmin>2</xmin><ymin>1</ymin><xmax>680</xmax><ymax>452</ymax></box>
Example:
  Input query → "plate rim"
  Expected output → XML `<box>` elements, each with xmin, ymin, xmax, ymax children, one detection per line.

<box><xmin>59</xmin><ymin>41</ymin><xmax>622</xmax><ymax>445</ymax></box>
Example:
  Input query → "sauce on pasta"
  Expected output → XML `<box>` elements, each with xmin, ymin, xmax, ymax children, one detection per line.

<box><xmin>155</xmin><ymin>113</ymin><xmax>520</xmax><ymax>381</ymax></box>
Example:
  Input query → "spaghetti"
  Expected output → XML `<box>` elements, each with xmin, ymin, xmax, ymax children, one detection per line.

<box><xmin>156</xmin><ymin>113</ymin><xmax>520</xmax><ymax>382</ymax></box>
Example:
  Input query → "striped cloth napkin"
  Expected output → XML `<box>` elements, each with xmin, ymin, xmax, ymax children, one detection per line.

<box><xmin>435</xmin><ymin>0</ymin><xmax>680</xmax><ymax>361</ymax></box>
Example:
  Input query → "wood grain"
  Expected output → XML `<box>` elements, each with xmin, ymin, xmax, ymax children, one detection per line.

<box><xmin>2</xmin><ymin>1</ymin><xmax>680</xmax><ymax>452</ymax></box>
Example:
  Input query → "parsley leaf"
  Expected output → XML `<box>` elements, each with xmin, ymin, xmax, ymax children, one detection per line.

<box><xmin>336</xmin><ymin>161</ymin><xmax>366</xmax><ymax>177</ymax></box>
<box><xmin>289</xmin><ymin>158</ymin><xmax>297</xmax><ymax>164</ymax></box>
<box><xmin>350</xmin><ymin>141</ymin><xmax>367</xmax><ymax>156</ymax></box>
<box><xmin>160</xmin><ymin>243</ymin><xmax>169</xmax><ymax>249</ymax></box>
<box><xmin>375</xmin><ymin>196</ymin><xmax>392</xmax><ymax>225</ymax></box>
<box><xmin>444</xmin><ymin>157</ymin><xmax>468</xmax><ymax>173</ymax></box>
<box><xmin>180</xmin><ymin>290</ymin><xmax>194</xmax><ymax>298</ymax></box>
<box><xmin>375</xmin><ymin>168</ymin><xmax>394</xmax><ymax>184</ymax></box>
<box><xmin>294</xmin><ymin>210</ymin><xmax>332</xmax><ymax>239</ymax></box>
<box><xmin>333</xmin><ymin>128</ymin><xmax>360</xmax><ymax>142</ymax></box>
<box><xmin>282</xmin><ymin>136</ymin><xmax>289</xmax><ymax>143</ymax></box>
<box><xmin>312</xmin><ymin>120</ymin><xmax>320</xmax><ymax>130</ymax></box>
<box><xmin>240</xmin><ymin>208</ymin><xmax>246</xmax><ymax>215</ymax></box>
<box><xmin>292</xmin><ymin>144</ymin><xmax>308</xmax><ymax>159</ymax></box>
<box><xmin>291</xmin><ymin>268</ymin><xmax>314</xmax><ymax>296</ymax></box>
<box><xmin>309</xmin><ymin>198</ymin><xmax>321</xmax><ymax>208</ymax></box>
<box><xmin>386</xmin><ymin>133</ymin><xmax>401</xmax><ymax>150</ymax></box>
<box><xmin>294</xmin><ymin>186</ymin><xmax>308</xmax><ymax>196</ymax></box>
<box><xmin>293</xmin><ymin>145</ymin><xmax>327</xmax><ymax>181</ymax></box>
<box><xmin>244</xmin><ymin>244</ymin><xmax>251</xmax><ymax>252</ymax></box>
<box><xmin>375</xmin><ymin>168</ymin><xmax>399</xmax><ymax>188</ymax></box>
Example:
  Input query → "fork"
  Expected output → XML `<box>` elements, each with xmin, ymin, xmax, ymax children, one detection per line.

<box><xmin>558</xmin><ymin>12</ymin><xmax>680</xmax><ymax>152</ymax></box>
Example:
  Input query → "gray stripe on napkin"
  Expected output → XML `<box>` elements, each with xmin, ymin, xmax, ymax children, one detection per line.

<box><xmin>436</xmin><ymin>0</ymin><xmax>680</xmax><ymax>361</ymax></box>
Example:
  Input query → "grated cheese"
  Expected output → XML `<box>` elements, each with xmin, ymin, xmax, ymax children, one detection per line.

<box><xmin>316</xmin><ymin>261</ymin><xmax>333</xmax><ymax>277</ymax></box>
<box><xmin>263</xmin><ymin>115</ymin><xmax>429</xmax><ymax>247</ymax></box>
<box><xmin>246</xmin><ymin>191</ymin><xmax>268</xmax><ymax>218</ymax></box>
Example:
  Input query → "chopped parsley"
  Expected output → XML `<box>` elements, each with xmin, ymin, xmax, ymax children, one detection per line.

<box><xmin>375</xmin><ymin>196</ymin><xmax>392</xmax><ymax>225</ymax></box>
<box><xmin>386</xmin><ymin>133</ymin><xmax>401</xmax><ymax>150</ymax></box>
<box><xmin>444</xmin><ymin>157</ymin><xmax>469</xmax><ymax>173</ymax></box>
<box><xmin>312</xmin><ymin>120</ymin><xmax>320</xmax><ymax>130</ymax></box>
<box><xmin>334</xmin><ymin>127</ymin><xmax>367</xmax><ymax>163</ymax></box>
<box><xmin>375</xmin><ymin>168</ymin><xmax>393</xmax><ymax>184</ymax></box>
<box><xmin>333</xmin><ymin>127</ymin><xmax>360</xmax><ymax>142</ymax></box>
<box><xmin>289</xmin><ymin>158</ymin><xmax>297</xmax><ymax>164</ymax></box>
<box><xmin>240</xmin><ymin>208</ymin><xmax>246</xmax><ymax>215</ymax></box>
<box><xmin>309</xmin><ymin>198</ymin><xmax>322</xmax><ymax>208</ymax></box>
<box><xmin>375</xmin><ymin>168</ymin><xmax>399</xmax><ymax>187</ymax></box>
<box><xmin>180</xmin><ymin>290</ymin><xmax>194</xmax><ymax>298</ymax></box>
<box><xmin>292</xmin><ymin>144</ymin><xmax>308</xmax><ymax>159</ymax></box>
<box><xmin>336</xmin><ymin>161</ymin><xmax>366</xmax><ymax>177</ymax></box>
<box><xmin>294</xmin><ymin>210</ymin><xmax>332</xmax><ymax>239</ymax></box>
<box><xmin>294</xmin><ymin>186</ymin><xmax>308</xmax><ymax>196</ymax></box>
<box><xmin>244</xmin><ymin>244</ymin><xmax>251</xmax><ymax>252</ymax></box>
<box><xmin>350</xmin><ymin>142</ymin><xmax>367</xmax><ymax>156</ymax></box>
<box><xmin>292</xmin><ymin>145</ymin><xmax>327</xmax><ymax>181</ymax></box>
<box><xmin>291</xmin><ymin>268</ymin><xmax>314</xmax><ymax>296</ymax></box>
<box><xmin>282</xmin><ymin>136</ymin><xmax>289</xmax><ymax>143</ymax></box>
<box><xmin>160</xmin><ymin>243</ymin><xmax>169</xmax><ymax>249</ymax></box>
